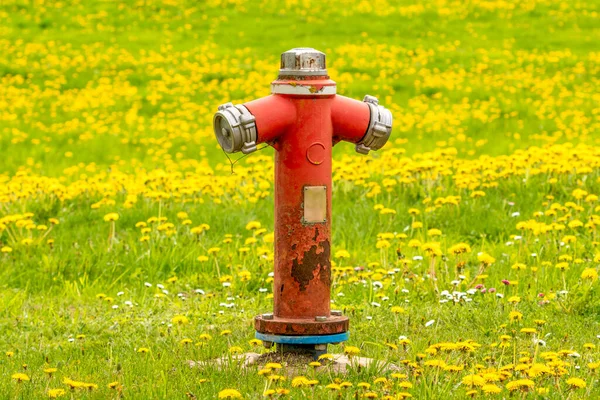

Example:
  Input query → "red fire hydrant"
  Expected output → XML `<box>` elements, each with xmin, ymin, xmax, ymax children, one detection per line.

<box><xmin>213</xmin><ymin>48</ymin><xmax>392</xmax><ymax>356</ymax></box>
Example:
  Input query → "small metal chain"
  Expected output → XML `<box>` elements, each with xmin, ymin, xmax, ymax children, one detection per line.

<box><xmin>222</xmin><ymin>144</ymin><xmax>270</xmax><ymax>175</ymax></box>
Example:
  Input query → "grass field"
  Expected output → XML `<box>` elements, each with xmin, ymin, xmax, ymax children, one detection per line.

<box><xmin>2</xmin><ymin>0</ymin><xmax>600</xmax><ymax>398</ymax></box>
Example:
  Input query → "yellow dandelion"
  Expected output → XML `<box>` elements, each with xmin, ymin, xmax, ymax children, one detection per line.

<box><xmin>172</xmin><ymin>315</ymin><xmax>189</xmax><ymax>325</ymax></box>
<box><xmin>566</xmin><ymin>377</ymin><xmax>586</xmax><ymax>389</ymax></box>
<box><xmin>48</xmin><ymin>389</ymin><xmax>66</xmax><ymax>398</ymax></box>
<box><xmin>218</xmin><ymin>389</ymin><xmax>242</xmax><ymax>399</ymax></box>
<box><xmin>344</xmin><ymin>346</ymin><xmax>360</xmax><ymax>357</ymax></box>
<box><xmin>103</xmin><ymin>213</ymin><xmax>119</xmax><ymax>222</ymax></box>
<box><xmin>12</xmin><ymin>373</ymin><xmax>30</xmax><ymax>382</ymax></box>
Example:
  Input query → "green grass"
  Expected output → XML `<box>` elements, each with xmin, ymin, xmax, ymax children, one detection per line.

<box><xmin>1</xmin><ymin>0</ymin><xmax>600</xmax><ymax>398</ymax></box>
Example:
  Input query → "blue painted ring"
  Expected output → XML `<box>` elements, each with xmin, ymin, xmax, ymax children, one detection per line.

<box><xmin>255</xmin><ymin>331</ymin><xmax>349</xmax><ymax>345</ymax></box>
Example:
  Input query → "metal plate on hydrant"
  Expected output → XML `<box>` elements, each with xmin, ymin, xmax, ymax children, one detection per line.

<box><xmin>303</xmin><ymin>186</ymin><xmax>326</xmax><ymax>224</ymax></box>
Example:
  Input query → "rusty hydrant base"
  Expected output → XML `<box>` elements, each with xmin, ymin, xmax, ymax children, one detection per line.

<box><xmin>255</xmin><ymin>314</ymin><xmax>349</xmax><ymax>336</ymax></box>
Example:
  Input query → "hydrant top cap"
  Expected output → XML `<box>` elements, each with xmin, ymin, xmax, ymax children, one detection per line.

<box><xmin>279</xmin><ymin>48</ymin><xmax>327</xmax><ymax>77</ymax></box>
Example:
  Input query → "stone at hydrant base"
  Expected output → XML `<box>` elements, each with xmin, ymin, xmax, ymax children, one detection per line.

<box><xmin>187</xmin><ymin>352</ymin><xmax>261</xmax><ymax>369</ymax></box>
<box><xmin>187</xmin><ymin>352</ymin><xmax>398</xmax><ymax>374</ymax></box>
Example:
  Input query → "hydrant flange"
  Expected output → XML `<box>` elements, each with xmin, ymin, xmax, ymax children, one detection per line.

<box><xmin>255</xmin><ymin>314</ymin><xmax>349</xmax><ymax>336</ymax></box>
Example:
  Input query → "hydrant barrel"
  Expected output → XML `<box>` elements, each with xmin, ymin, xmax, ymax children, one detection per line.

<box><xmin>273</xmin><ymin>98</ymin><xmax>334</xmax><ymax>320</ymax></box>
<box><xmin>213</xmin><ymin>47</ymin><xmax>393</xmax><ymax>347</ymax></box>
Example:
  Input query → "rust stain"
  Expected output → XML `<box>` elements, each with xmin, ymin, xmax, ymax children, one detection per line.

<box><xmin>291</xmin><ymin>237</ymin><xmax>331</xmax><ymax>291</ymax></box>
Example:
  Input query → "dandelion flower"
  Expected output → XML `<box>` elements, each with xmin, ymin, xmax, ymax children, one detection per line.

<box><xmin>509</xmin><ymin>311</ymin><xmax>523</xmax><ymax>322</ymax></box>
<box><xmin>12</xmin><ymin>373</ymin><xmax>30</xmax><ymax>382</ymax></box>
<box><xmin>218</xmin><ymin>389</ymin><xmax>242</xmax><ymax>399</ymax></box>
<box><xmin>461</xmin><ymin>374</ymin><xmax>485</xmax><ymax>387</ymax></box>
<box><xmin>48</xmin><ymin>389</ymin><xmax>66</xmax><ymax>398</ymax></box>
<box><xmin>581</xmin><ymin>268</ymin><xmax>598</xmax><ymax>281</ymax></box>
<box><xmin>478</xmin><ymin>253</ymin><xmax>496</xmax><ymax>265</ymax></box>
<box><xmin>291</xmin><ymin>376</ymin><xmax>310</xmax><ymax>387</ymax></box>
<box><xmin>482</xmin><ymin>384</ymin><xmax>502</xmax><ymax>394</ymax></box>
<box><xmin>344</xmin><ymin>346</ymin><xmax>360</xmax><ymax>357</ymax></box>
<box><xmin>566</xmin><ymin>377</ymin><xmax>586</xmax><ymax>389</ymax></box>
<box><xmin>556</xmin><ymin>262</ymin><xmax>569</xmax><ymax>271</ymax></box>
<box><xmin>172</xmin><ymin>315</ymin><xmax>189</xmax><ymax>325</ymax></box>
<box><xmin>505</xmin><ymin>379</ymin><xmax>534</xmax><ymax>392</ymax></box>
<box><xmin>103</xmin><ymin>213</ymin><xmax>119</xmax><ymax>222</ymax></box>
<box><xmin>245</xmin><ymin>221</ymin><xmax>261</xmax><ymax>230</ymax></box>
<box><xmin>335</xmin><ymin>249</ymin><xmax>350</xmax><ymax>258</ymax></box>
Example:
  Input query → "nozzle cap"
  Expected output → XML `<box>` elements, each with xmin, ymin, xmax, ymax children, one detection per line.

<box><xmin>213</xmin><ymin>103</ymin><xmax>257</xmax><ymax>154</ymax></box>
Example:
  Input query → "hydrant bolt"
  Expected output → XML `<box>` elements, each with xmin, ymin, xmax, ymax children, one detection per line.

<box><xmin>331</xmin><ymin>310</ymin><xmax>343</xmax><ymax>316</ymax></box>
<box><xmin>363</xmin><ymin>95</ymin><xmax>379</xmax><ymax>105</ymax></box>
<box><xmin>315</xmin><ymin>316</ymin><xmax>327</xmax><ymax>322</ymax></box>
<box><xmin>355</xmin><ymin>143</ymin><xmax>371</xmax><ymax>155</ymax></box>
<box><xmin>262</xmin><ymin>313</ymin><xmax>274</xmax><ymax>320</ymax></box>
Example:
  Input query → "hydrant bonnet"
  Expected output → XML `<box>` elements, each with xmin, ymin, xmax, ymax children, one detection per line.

<box><xmin>279</xmin><ymin>48</ymin><xmax>328</xmax><ymax>78</ymax></box>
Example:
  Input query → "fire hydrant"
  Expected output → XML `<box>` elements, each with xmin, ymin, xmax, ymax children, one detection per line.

<box><xmin>213</xmin><ymin>48</ymin><xmax>392</xmax><ymax>356</ymax></box>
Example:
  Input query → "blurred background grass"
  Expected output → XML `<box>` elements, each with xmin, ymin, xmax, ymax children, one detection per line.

<box><xmin>1</xmin><ymin>0</ymin><xmax>599</xmax><ymax>176</ymax></box>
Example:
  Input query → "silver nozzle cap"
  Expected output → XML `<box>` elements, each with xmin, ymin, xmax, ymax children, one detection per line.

<box><xmin>213</xmin><ymin>103</ymin><xmax>257</xmax><ymax>154</ymax></box>
<box><xmin>279</xmin><ymin>48</ymin><xmax>328</xmax><ymax>77</ymax></box>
